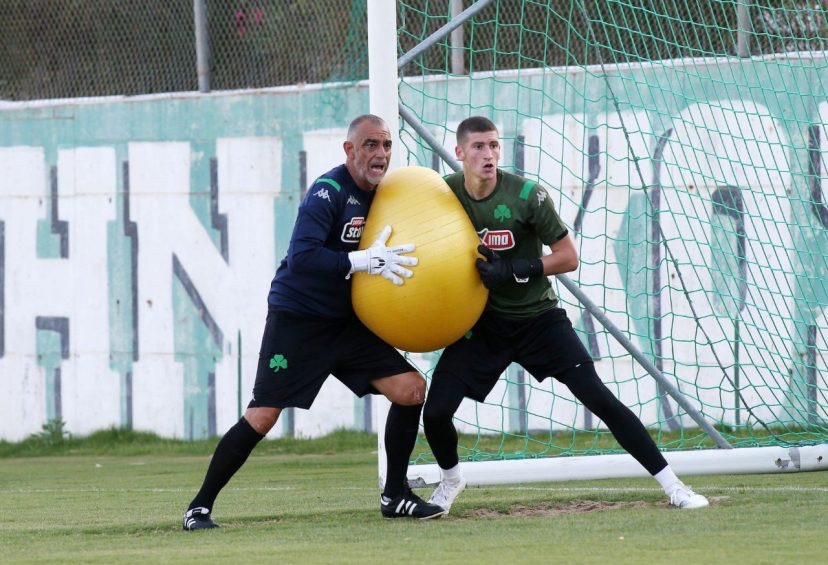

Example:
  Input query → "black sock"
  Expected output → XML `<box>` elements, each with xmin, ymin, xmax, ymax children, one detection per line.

<box><xmin>382</xmin><ymin>403</ymin><xmax>423</xmax><ymax>500</ymax></box>
<box><xmin>188</xmin><ymin>417</ymin><xmax>264</xmax><ymax>512</ymax></box>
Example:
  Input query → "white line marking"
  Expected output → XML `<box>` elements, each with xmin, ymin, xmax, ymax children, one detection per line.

<box><xmin>1</xmin><ymin>485</ymin><xmax>827</xmax><ymax>495</ymax></box>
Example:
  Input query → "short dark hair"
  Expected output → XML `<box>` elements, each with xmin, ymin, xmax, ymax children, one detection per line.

<box><xmin>456</xmin><ymin>116</ymin><xmax>497</xmax><ymax>144</ymax></box>
<box><xmin>347</xmin><ymin>114</ymin><xmax>386</xmax><ymax>140</ymax></box>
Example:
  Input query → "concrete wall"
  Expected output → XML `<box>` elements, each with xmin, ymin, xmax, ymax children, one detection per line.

<box><xmin>1</xmin><ymin>55</ymin><xmax>826</xmax><ymax>441</ymax></box>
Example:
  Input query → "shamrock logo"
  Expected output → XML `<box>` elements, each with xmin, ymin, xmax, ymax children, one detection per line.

<box><xmin>494</xmin><ymin>204</ymin><xmax>511</xmax><ymax>222</ymax></box>
<box><xmin>269</xmin><ymin>353</ymin><xmax>288</xmax><ymax>372</ymax></box>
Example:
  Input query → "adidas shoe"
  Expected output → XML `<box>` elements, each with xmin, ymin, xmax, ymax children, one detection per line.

<box><xmin>427</xmin><ymin>476</ymin><xmax>466</xmax><ymax>514</ymax></box>
<box><xmin>380</xmin><ymin>486</ymin><xmax>445</xmax><ymax>520</ymax></box>
<box><xmin>182</xmin><ymin>507</ymin><xmax>220</xmax><ymax>530</ymax></box>
<box><xmin>668</xmin><ymin>482</ymin><xmax>710</xmax><ymax>509</ymax></box>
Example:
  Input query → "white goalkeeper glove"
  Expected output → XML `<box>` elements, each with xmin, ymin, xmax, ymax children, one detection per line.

<box><xmin>348</xmin><ymin>225</ymin><xmax>418</xmax><ymax>286</ymax></box>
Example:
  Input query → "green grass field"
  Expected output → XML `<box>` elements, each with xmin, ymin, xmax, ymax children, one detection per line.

<box><xmin>1</xmin><ymin>430</ymin><xmax>826</xmax><ymax>565</ymax></box>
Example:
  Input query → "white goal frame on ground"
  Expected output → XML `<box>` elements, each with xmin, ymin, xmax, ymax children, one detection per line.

<box><xmin>369</xmin><ymin>0</ymin><xmax>828</xmax><ymax>488</ymax></box>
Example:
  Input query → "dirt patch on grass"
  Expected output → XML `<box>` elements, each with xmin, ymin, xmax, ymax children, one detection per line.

<box><xmin>463</xmin><ymin>495</ymin><xmax>726</xmax><ymax>518</ymax></box>
<box><xmin>464</xmin><ymin>499</ymin><xmax>651</xmax><ymax>518</ymax></box>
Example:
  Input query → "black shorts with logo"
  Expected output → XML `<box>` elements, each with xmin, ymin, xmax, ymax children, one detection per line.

<box><xmin>433</xmin><ymin>307</ymin><xmax>592</xmax><ymax>402</ymax></box>
<box><xmin>248</xmin><ymin>308</ymin><xmax>416</xmax><ymax>409</ymax></box>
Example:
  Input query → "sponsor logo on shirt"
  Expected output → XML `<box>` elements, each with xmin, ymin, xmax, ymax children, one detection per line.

<box><xmin>478</xmin><ymin>228</ymin><xmax>514</xmax><ymax>250</ymax></box>
<box><xmin>314</xmin><ymin>188</ymin><xmax>331</xmax><ymax>201</ymax></box>
<box><xmin>347</xmin><ymin>195</ymin><xmax>361</xmax><ymax>206</ymax></box>
<box><xmin>342</xmin><ymin>216</ymin><xmax>365</xmax><ymax>243</ymax></box>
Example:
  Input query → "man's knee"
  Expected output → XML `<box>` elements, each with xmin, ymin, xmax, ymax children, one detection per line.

<box><xmin>422</xmin><ymin>398</ymin><xmax>449</xmax><ymax>423</ymax></box>
<box><xmin>377</xmin><ymin>372</ymin><xmax>425</xmax><ymax>406</ymax></box>
<box><xmin>395</xmin><ymin>375</ymin><xmax>426</xmax><ymax>406</ymax></box>
<box><xmin>243</xmin><ymin>406</ymin><xmax>281</xmax><ymax>435</ymax></box>
<box><xmin>558</xmin><ymin>363</ymin><xmax>618</xmax><ymax>415</ymax></box>
<box><xmin>422</xmin><ymin>388</ymin><xmax>459</xmax><ymax>423</ymax></box>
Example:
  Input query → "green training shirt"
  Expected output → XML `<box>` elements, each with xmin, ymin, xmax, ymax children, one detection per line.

<box><xmin>444</xmin><ymin>169</ymin><xmax>569</xmax><ymax>318</ymax></box>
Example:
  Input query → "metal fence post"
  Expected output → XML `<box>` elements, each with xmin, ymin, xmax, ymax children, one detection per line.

<box><xmin>737</xmin><ymin>1</ymin><xmax>751</xmax><ymax>57</ymax></box>
<box><xmin>194</xmin><ymin>0</ymin><xmax>211</xmax><ymax>92</ymax></box>
<box><xmin>450</xmin><ymin>0</ymin><xmax>465</xmax><ymax>74</ymax></box>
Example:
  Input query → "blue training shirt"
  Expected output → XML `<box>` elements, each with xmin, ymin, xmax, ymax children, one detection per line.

<box><xmin>268</xmin><ymin>164</ymin><xmax>374</xmax><ymax>318</ymax></box>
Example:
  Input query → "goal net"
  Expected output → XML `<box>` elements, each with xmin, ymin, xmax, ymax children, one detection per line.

<box><xmin>376</xmin><ymin>0</ymin><xmax>828</xmax><ymax>486</ymax></box>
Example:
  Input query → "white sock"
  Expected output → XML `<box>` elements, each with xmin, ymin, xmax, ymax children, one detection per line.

<box><xmin>654</xmin><ymin>466</ymin><xmax>681</xmax><ymax>495</ymax></box>
<box><xmin>441</xmin><ymin>464</ymin><xmax>462</xmax><ymax>482</ymax></box>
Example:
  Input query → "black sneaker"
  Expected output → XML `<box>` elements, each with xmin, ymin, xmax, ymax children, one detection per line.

<box><xmin>182</xmin><ymin>507</ymin><xmax>220</xmax><ymax>530</ymax></box>
<box><xmin>380</xmin><ymin>486</ymin><xmax>446</xmax><ymax>520</ymax></box>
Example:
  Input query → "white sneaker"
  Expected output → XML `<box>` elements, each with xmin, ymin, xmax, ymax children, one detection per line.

<box><xmin>669</xmin><ymin>482</ymin><xmax>709</xmax><ymax>509</ymax></box>
<box><xmin>427</xmin><ymin>476</ymin><xmax>466</xmax><ymax>514</ymax></box>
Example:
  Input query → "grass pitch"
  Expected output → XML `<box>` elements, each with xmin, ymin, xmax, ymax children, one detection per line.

<box><xmin>1</xmin><ymin>430</ymin><xmax>826</xmax><ymax>564</ymax></box>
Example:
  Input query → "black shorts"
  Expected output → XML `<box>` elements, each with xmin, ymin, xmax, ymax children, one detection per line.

<box><xmin>248</xmin><ymin>309</ymin><xmax>416</xmax><ymax>409</ymax></box>
<box><xmin>433</xmin><ymin>307</ymin><xmax>592</xmax><ymax>402</ymax></box>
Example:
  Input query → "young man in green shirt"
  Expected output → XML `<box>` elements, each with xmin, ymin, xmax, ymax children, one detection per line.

<box><xmin>422</xmin><ymin>116</ymin><xmax>709</xmax><ymax>513</ymax></box>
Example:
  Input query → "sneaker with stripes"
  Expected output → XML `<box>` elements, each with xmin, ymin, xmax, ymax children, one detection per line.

<box><xmin>182</xmin><ymin>507</ymin><xmax>220</xmax><ymax>530</ymax></box>
<box><xmin>380</xmin><ymin>486</ymin><xmax>445</xmax><ymax>520</ymax></box>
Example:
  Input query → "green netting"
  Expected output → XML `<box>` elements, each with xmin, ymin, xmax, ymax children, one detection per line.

<box><xmin>0</xmin><ymin>0</ymin><xmax>372</xmax><ymax>100</ymax></box>
<box><xmin>395</xmin><ymin>0</ymin><xmax>828</xmax><ymax>465</ymax></box>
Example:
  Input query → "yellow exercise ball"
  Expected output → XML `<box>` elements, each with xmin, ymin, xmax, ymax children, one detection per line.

<box><xmin>352</xmin><ymin>166</ymin><xmax>488</xmax><ymax>352</ymax></box>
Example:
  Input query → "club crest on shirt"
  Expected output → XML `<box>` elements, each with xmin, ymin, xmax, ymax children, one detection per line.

<box><xmin>342</xmin><ymin>216</ymin><xmax>365</xmax><ymax>243</ymax></box>
<box><xmin>478</xmin><ymin>228</ymin><xmax>515</xmax><ymax>250</ymax></box>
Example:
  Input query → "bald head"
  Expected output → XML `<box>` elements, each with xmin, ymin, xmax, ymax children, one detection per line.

<box><xmin>348</xmin><ymin>114</ymin><xmax>388</xmax><ymax>141</ymax></box>
<box><xmin>344</xmin><ymin>114</ymin><xmax>392</xmax><ymax>190</ymax></box>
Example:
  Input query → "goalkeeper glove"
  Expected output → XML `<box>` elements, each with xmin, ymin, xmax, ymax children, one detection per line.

<box><xmin>475</xmin><ymin>244</ymin><xmax>544</xmax><ymax>290</ymax></box>
<box><xmin>348</xmin><ymin>225</ymin><xmax>418</xmax><ymax>286</ymax></box>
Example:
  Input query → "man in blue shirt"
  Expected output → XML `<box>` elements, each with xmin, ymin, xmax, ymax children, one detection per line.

<box><xmin>183</xmin><ymin>114</ymin><xmax>445</xmax><ymax>530</ymax></box>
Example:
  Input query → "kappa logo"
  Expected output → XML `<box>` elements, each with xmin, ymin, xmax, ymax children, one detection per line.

<box><xmin>478</xmin><ymin>228</ymin><xmax>515</xmax><ymax>250</ymax></box>
<box><xmin>342</xmin><ymin>216</ymin><xmax>365</xmax><ymax>243</ymax></box>
<box><xmin>314</xmin><ymin>188</ymin><xmax>331</xmax><ymax>202</ymax></box>
<box><xmin>537</xmin><ymin>190</ymin><xmax>547</xmax><ymax>205</ymax></box>
<box><xmin>347</xmin><ymin>195</ymin><xmax>361</xmax><ymax>206</ymax></box>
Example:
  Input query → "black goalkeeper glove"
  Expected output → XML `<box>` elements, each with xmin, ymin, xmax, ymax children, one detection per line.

<box><xmin>475</xmin><ymin>244</ymin><xmax>544</xmax><ymax>290</ymax></box>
